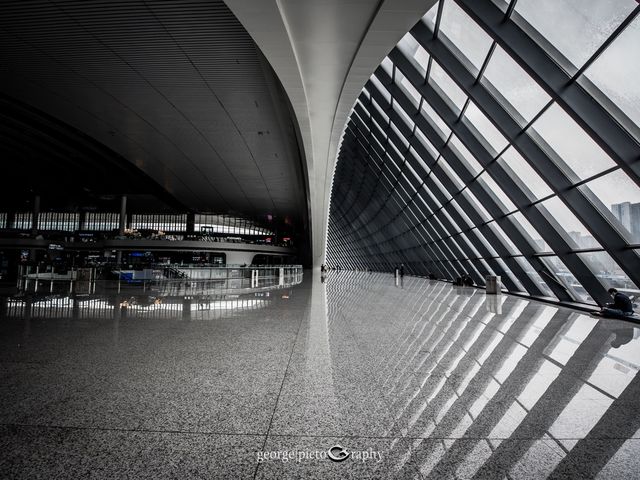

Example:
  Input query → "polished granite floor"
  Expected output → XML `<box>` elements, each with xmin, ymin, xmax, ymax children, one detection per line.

<box><xmin>1</xmin><ymin>271</ymin><xmax>640</xmax><ymax>479</ymax></box>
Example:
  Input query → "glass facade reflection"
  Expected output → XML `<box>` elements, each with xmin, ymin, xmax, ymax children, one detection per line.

<box><xmin>327</xmin><ymin>0</ymin><xmax>640</xmax><ymax>306</ymax></box>
<box><xmin>323</xmin><ymin>272</ymin><xmax>640</xmax><ymax>478</ymax></box>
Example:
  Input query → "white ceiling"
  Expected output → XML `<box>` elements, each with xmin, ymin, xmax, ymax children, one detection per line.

<box><xmin>224</xmin><ymin>0</ymin><xmax>435</xmax><ymax>265</ymax></box>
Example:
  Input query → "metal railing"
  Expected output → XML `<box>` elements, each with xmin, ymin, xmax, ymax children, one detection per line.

<box><xmin>17</xmin><ymin>264</ymin><xmax>304</xmax><ymax>296</ymax></box>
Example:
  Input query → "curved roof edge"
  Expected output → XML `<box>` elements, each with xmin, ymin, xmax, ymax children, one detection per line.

<box><xmin>224</xmin><ymin>0</ymin><xmax>434</xmax><ymax>266</ymax></box>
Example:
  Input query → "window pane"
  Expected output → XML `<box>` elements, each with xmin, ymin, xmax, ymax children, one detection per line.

<box><xmin>529</xmin><ymin>103</ymin><xmax>615</xmax><ymax>181</ymax></box>
<box><xmin>439</xmin><ymin>159</ymin><xmax>465</xmax><ymax>193</ymax></box>
<box><xmin>477</xmin><ymin>172</ymin><xmax>517</xmax><ymax>214</ymax></box>
<box><xmin>490</xmin><ymin>0</ymin><xmax>509</xmax><ymax>14</ymax></box>
<box><xmin>583</xmin><ymin>15</ymin><xmax>640</xmax><ymax>134</ymax></box>
<box><xmin>371</xmin><ymin>97</ymin><xmax>389</xmax><ymax>124</ymax></box>
<box><xmin>509</xmin><ymin>212</ymin><xmax>548</xmax><ymax>252</ymax></box>
<box><xmin>495</xmin><ymin>257</ymin><xmax>526</xmax><ymax>292</ymax></box>
<box><xmin>391</xmin><ymin>131</ymin><xmax>409</xmax><ymax>155</ymax></box>
<box><xmin>381</xmin><ymin>56</ymin><xmax>393</xmax><ymax>78</ymax></box>
<box><xmin>463</xmin><ymin>102</ymin><xmax>508</xmax><ymax>155</ymax></box>
<box><xmin>422</xmin><ymin>183</ymin><xmax>442</xmax><ymax>208</ymax></box>
<box><xmin>430</xmin><ymin>171</ymin><xmax>453</xmax><ymax>201</ymax></box>
<box><xmin>448</xmin><ymin>135</ymin><xmax>483</xmax><ymax>175</ymax></box>
<box><xmin>537</xmin><ymin>196</ymin><xmax>602</xmax><ymax>249</ymax></box>
<box><xmin>450</xmin><ymin>198</ymin><xmax>474</xmax><ymax>229</ymax></box>
<box><xmin>420</xmin><ymin>100</ymin><xmax>451</xmax><ymax>141</ymax></box>
<box><xmin>370</xmin><ymin>74</ymin><xmax>391</xmax><ymax>103</ymax></box>
<box><xmin>439</xmin><ymin>0</ymin><xmax>493</xmax><ymax>74</ymax></box>
<box><xmin>399</xmin><ymin>33</ymin><xmax>430</xmax><ymax>78</ymax></box>
<box><xmin>396</xmin><ymin>68</ymin><xmax>421</xmax><ymax>108</ymax></box>
<box><xmin>433</xmin><ymin>214</ymin><xmax>453</xmax><ymax>237</ymax></box>
<box><xmin>514</xmin><ymin>0</ymin><xmax>637</xmax><ymax>71</ymax></box>
<box><xmin>478</xmin><ymin>258</ymin><xmax>496</xmax><ymax>276</ymax></box>
<box><xmin>415</xmin><ymin>190</ymin><xmax>433</xmax><ymax>215</ymax></box>
<box><xmin>393</xmin><ymin>100</ymin><xmax>414</xmax><ymax>130</ymax></box>
<box><xmin>497</xmin><ymin>147</ymin><xmax>553</xmax><ymax>201</ymax></box>
<box><xmin>414</xmin><ymin>128</ymin><xmax>439</xmax><ymax>163</ymax></box>
<box><xmin>462</xmin><ymin>189</ymin><xmax>491</xmax><ymax>222</ymax></box>
<box><xmin>440</xmin><ymin>208</ymin><xmax>461</xmax><ymax>233</ymax></box>
<box><xmin>405</xmin><ymin>160</ymin><xmax>423</xmax><ymax>185</ymax></box>
<box><xmin>487</xmin><ymin>221</ymin><xmax>521</xmax><ymax>255</ymax></box>
<box><xmin>481</xmin><ymin>45</ymin><xmax>551</xmax><ymax>123</ymax></box>
<box><xmin>369</xmin><ymin>110</ymin><xmax>389</xmax><ymax>135</ymax></box>
<box><xmin>580</xmin><ymin>169</ymin><xmax>640</xmax><ymax>244</ymax></box>
<box><xmin>459</xmin><ymin>231</ymin><xmax>482</xmax><ymax>257</ymax></box>
<box><xmin>428</xmin><ymin>60</ymin><xmax>467</xmax><ymax>113</ymax></box>
<box><xmin>514</xmin><ymin>256</ymin><xmax>556</xmax><ymax>298</ymax></box>
<box><xmin>540</xmin><ymin>255</ymin><xmax>596</xmax><ymax>304</ymax></box>
<box><xmin>470</xmin><ymin>228</ymin><xmax>498</xmax><ymax>257</ymax></box>
<box><xmin>422</xmin><ymin>1</ymin><xmax>439</xmax><ymax>32</ymax></box>
<box><xmin>578</xmin><ymin>251</ymin><xmax>639</xmax><ymax>296</ymax></box>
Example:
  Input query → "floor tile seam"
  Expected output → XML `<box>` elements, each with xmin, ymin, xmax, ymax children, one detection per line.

<box><xmin>0</xmin><ymin>422</ymin><xmax>282</xmax><ymax>438</ymax></box>
<box><xmin>251</xmin><ymin>288</ymin><xmax>310</xmax><ymax>480</ymax></box>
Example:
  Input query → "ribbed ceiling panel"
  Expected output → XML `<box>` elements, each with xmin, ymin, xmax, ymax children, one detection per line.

<box><xmin>0</xmin><ymin>0</ymin><xmax>305</xmax><ymax>220</ymax></box>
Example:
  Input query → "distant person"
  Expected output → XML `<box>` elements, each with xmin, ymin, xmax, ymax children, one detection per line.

<box><xmin>399</xmin><ymin>264</ymin><xmax>405</xmax><ymax>278</ymax></box>
<box><xmin>594</xmin><ymin>288</ymin><xmax>634</xmax><ymax>319</ymax></box>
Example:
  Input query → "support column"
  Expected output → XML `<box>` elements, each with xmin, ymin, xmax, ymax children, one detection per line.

<box><xmin>31</xmin><ymin>194</ymin><xmax>40</xmax><ymax>236</ymax></box>
<box><xmin>118</xmin><ymin>195</ymin><xmax>127</xmax><ymax>235</ymax></box>
<box><xmin>116</xmin><ymin>196</ymin><xmax>127</xmax><ymax>265</ymax></box>
<box><xmin>78</xmin><ymin>211</ymin><xmax>87</xmax><ymax>231</ymax></box>
<box><xmin>30</xmin><ymin>195</ymin><xmax>40</xmax><ymax>262</ymax></box>
<box><xmin>6</xmin><ymin>211</ymin><xmax>15</xmax><ymax>229</ymax></box>
<box><xmin>186</xmin><ymin>212</ymin><xmax>195</xmax><ymax>235</ymax></box>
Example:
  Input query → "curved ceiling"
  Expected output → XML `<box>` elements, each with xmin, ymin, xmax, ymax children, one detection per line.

<box><xmin>0</xmin><ymin>94</ymin><xmax>183</xmax><ymax>212</ymax></box>
<box><xmin>224</xmin><ymin>0</ymin><xmax>434</xmax><ymax>266</ymax></box>
<box><xmin>0</xmin><ymin>0</ymin><xmax>305</xmax><ymax>220</ymax></box>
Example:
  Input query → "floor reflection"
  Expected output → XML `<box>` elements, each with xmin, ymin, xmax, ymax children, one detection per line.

<box><xmin>0</xmin><ymin>289</ymin><xmax>297</xmax><ymax>322</ymax></box>
<box><xmin>320</xmin><ymin>271</ymin><xmax>640</xmax><ymax>479</ymax></box>
<box><xmin>1</xmin><ymin>270</ymin><xmax>640</xmax><ymax>479</ymax></box>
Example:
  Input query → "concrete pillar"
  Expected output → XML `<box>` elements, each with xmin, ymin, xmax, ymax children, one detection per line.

<box><xmin>78</xmin><ymin>211</ymin><xmax>87</xmax><ymax>231</ymax></box>
<box><xmin>29</xmin><ymin>195</ymin><xmax>41</xmax><ymax>262</ymax></box>
<box><xmin>186</xmin><ymin>212</ymin><xmax>195</xmax><ymax>235</ymax></box>
<box><xmin>118</xmin><ymin>195</ymin><xmax>127</xmax><ymax>235</ymax></box>
<box><xmin>6</xmin><ymin>211</ymin><xmax>15</xmax><ymax>229</ymax></box>
<box><xmin>116</xmin><ymin>196</ymin><xmax>127</xmax><ymax>265</ymax></box>
<box><xmin>31</xmin><ymin>194</ymin><xmax>40</xmax><ymax>236</ymax></box>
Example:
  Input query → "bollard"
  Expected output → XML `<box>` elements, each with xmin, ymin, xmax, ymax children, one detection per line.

<box><xmin>485</xmin><ymin>275</ymin><xmax>501</xmax><ymax>295</ymax></box>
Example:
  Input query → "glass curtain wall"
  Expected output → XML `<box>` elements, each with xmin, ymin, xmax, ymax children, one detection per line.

<box><xmin>327</xmin><ymin>0</ymin><xmax>640</xmax><ymax>306</ymax></box>
<box><xmin>130</xmin><ymin>214</ymin><xmax>187</xmax><ymax>232</ymax></box>
<box><xmin>194</xmin><ymin>214</ymin><xmax>272</xmax><ymax>236</ymax></box>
